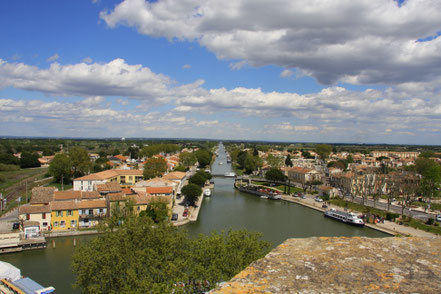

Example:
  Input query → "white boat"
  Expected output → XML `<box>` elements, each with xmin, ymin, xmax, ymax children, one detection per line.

<box><xmin>324</xmin><ymin>208</ymin><xmax>364</xmax><ymax>227</ymax></box>
<box><xmin>204</xmin><ymin>189</ymin><xmax>211</xmax><ymax>197</ymax></box>
<box><xmin>224</xmin><ymin>172</ymin><xmax>236</xmax><ymax>177</ymax></box>
<box><xmin>260</xmin><ymin>195</ymin><xmax>268</xmax><ymax>199</ymax></box>
<box><xmin>219</xmin><ymin>162</ymin><xmax>223</xmax><ymax>165</ymax></box>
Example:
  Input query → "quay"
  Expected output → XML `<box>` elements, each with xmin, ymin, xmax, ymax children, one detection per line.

<box><xmin>0</xmin><ymin>232</ymin><xmax>47</xmax><ymax>254</ymax></box>
<box><xmin>233</xmin><ymin>177</ymin><xmax>435</xmax><ymax>238</ymax></box>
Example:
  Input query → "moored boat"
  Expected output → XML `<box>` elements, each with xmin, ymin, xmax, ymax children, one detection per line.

<box><xmin>204</xmin><ymin>189</ymin><xmax>211</xmax><ymax>197</ymax></box>
<box><xmin>324</xmin><ymin>208</ymin><xmax>365</xmax><ymax>227</ymax></box>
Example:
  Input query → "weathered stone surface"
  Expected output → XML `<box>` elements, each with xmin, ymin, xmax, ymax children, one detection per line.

<box><xmin>210</xmin><ymin>237</ymin><xmax>441</xmax><ymax>293</ymax></box>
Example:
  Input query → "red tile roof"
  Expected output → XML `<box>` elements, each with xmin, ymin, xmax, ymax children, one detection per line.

<box><xmin>146</xmin><ymin>186</ymin><xmax>173</xmax><ymax>194</ymax></box>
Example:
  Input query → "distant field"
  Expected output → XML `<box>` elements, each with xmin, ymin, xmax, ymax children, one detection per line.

<box><xmin>0</xmin><ymin>168</ymin><xmax>48</xmax><ymax>191</ymax></box>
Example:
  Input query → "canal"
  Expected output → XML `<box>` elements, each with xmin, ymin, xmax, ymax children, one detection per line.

<box><xmin>0</xmin><ymin>143</ymin><xmax>388</xmax><ymax>293</ymax></box>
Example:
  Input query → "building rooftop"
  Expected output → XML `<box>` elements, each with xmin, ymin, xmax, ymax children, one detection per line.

<box><xmin>210</xmin><ymin>237</ymin><xmax>441</xmax><ymax>293</ymax></box>
<box><xmin>30</xmin><ymin>187</ymin><xmax>56</xmax><ymax>204</ymax></box>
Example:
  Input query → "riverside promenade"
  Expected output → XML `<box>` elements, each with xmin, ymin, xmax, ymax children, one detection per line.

<box><xmin>281</xmin><ymin>194</ymin><xmax>435</xmax><ymax>237</ymax></box>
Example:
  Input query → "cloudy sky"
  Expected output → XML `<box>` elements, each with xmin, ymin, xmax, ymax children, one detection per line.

<box><xmin>1</xmin><ymin>0</ymin><xmax>441</xmax><ymax>144</ymax></box>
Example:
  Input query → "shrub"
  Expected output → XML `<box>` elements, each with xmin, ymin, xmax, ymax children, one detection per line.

<box><xmin>386</xmin><ymin>212</ymin><xmax>399</xmax><ymax>221</ymax></box>
<box><xmin>0</xmin><ymin>163</ymin><xmax>19</xmax><ymax>172</ymax></box>
<box><xmin>426</xmin><ymin>218</ymin><xmax>434</xmax><ymax>225</ymax></box>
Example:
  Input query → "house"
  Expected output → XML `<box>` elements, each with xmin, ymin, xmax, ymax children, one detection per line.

<box><xmin>18</xmin><ymin>187</ymin><xmax>56</xmax><ymax>231</ymax></box>
<box><xmin>317</xmin><ymin>186</ymin><xmax>338</xmax><ymax>198</ymax></box>
<box><xmin>286</xmin><ymin>167</ymin><xmax>321</xmax><ymax>185</ymax></box>
<box><xmin>38</xmin><ymin>156</ymin><xmax>54</xmax><ymax>167</ymax></box>
<box><xmin>78</xmin><ymin>200</ymin><xmax>107</xmax><ymax>228</ymax></box>
<box><xmin>73</xmin><ymin>169</ymin><xmax>144</xmax><ymax>191</ymax></box>
<box><xmin>146</xmin><ymin>186</ymin><xmax>174</xmax><ymax>197</ymax></box>
<box><xmin>161</xmin><ymin>171</ymin><xmax>187</xmax><ymax>193</ymax></box>
<box><xmin>50</xmin><ymin>200</ymin><xmax>79</xmax><ymax>231</ymax></box>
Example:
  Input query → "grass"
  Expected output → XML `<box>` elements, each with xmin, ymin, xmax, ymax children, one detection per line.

<box><xmin>401</xmin><ymin>217</ymin><xmax>441</xmax><ymax>236</ymax></box>
<box><xmin>0</xmin><ymin>167</ymin><xmax>48</xmax><ymax>190</ymax></box>
<box><xmin>46</xmin><ymin>182</ymin><xmax>73</xmax><ymax>191</ymax></box>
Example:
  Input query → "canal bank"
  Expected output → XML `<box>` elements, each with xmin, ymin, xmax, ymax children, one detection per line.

<box><xmin>0</xmin><ymin>143</ymin><xmax>389</xmax><ymax>293</ymax></box>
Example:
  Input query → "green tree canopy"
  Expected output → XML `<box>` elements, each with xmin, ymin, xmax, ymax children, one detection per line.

<box><xmin>181</xmin><ymin>183</ymin><xmax>202</xmax><ymax>206</ymax></box>
<box><xmin>0</xmin><ymin>153</ymin><xmax>19</xmax><ymax>166</ymax></box>
<box><xmin>72</xmin><ymin>216</ymin><xmax>270</xmax><ymax>294</ymax></box>
<box><xmin>143</xmin><ymin>157</ymin><xmax>168</xmax><ymax>179</ymax></box>
<box><xmin>189</xmin><ymin>173</ymin><xmax>206</xmax><ymax>186</ymax></box>
<box><xmin>49</xmin><ymin>153</ymin><xmax>72</xmax><ymax>183</ymax></box>
<box><xmin>69</xmin><ymin>147</ymin><xmax>91</xmax><ymax>178</ymax></box>
<box><xmin>315</xmin><ymin>144</ymin><xmax>332</xmax><ymax>160</ymax></box>
<box><xmin>19</xmin><ymin>152</ymin><xmax>41</xmax><ymax>168</ymax></box>
<box><xmin>195</xmin><ymin>149</ymin><xmax>212</xmax><ymax>168</ymax></box>
<box><xmin>285</xmin><ymin>154</ymin><xmax>293</xmax><ymax>167</ymax></box>
<box><xmin>265</xmin><ymin>168</ymin><xmax>287</xmax><ymax>182</ymax></box>
<box><xmin>266</xmin><ymin>154</ymin><xmax>283</xmax><ymax>168</ymax></box>
<box><xmin>139</xmin><ymin>201</ymin><xmax>169</xmax><ymax>224</ymax></box>
<box><xmin>179</xmin><ymin>151</ymin><xmax>197</xmax><ymax>167</ymax></box>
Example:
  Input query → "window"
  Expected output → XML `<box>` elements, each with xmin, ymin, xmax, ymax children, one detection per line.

<box><xmin>129</xmin><ymin>176</ymin><xmax>133</xmax><ymax>181</ymax></box>
<box><xmin>42</xmin><ymin>213</ymin><xmax>46</xmax><ymax>219</ymax></box>
<box><xmin>89</xmin><ymin>209</ymin><xmax>93</xmax><ymax>215</ymax></box>
<box><xmin>99</xmin><ymin>208</ymin><xmax>103</xmax><ymax>213</ymax></box>
<box><xmin>54</xmin><ymin>221</ymin><xmax>59</xmax><ymax>227</ymax></box>
<box><xmin>43</xmin><ymin>222</ymin><xmax>48</xmax><ymax>226</ymax></box>
<box><xmin>137</xmin><ymin>206</ymin><xmax>140</xmax><ymax>211</ymax></box>
<box><xmin>71</xmin><ymin>220</ymin><xmax>76</xmax><ymax>227</ymax></box>
<box><xmin>67</xmin><ymin>210</ymin><xmax>72</xmax><ymax>216</ymax></box>
<box><xmin>56</xmin><ymin>211</ymin><xmax>63</xmax><ymax>217</ymax></box>
<box><xmin>60</xmin><ymin>221</ymin><xmax>65</xmax><ymax>227</ymax></box>
<box><xmin>26</xmin><ymin>214</ymin><xmax>30</xmax><ymax>220</ymax></box>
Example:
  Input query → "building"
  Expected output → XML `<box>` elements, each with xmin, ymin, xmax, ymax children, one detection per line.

<box><xmin>371</xmin><ymin>151</ymin><xmax>420</xmax><ymax>159</ymax></box>
<box><xmin>286</xmin><ymin>167</ymin><xmax>321</xmax><ymax>185</ymax></box>
<box><xmin>78</xmin><ymin>199</ymin><xmax>107</xmax><ymax>228</ymax></box>
<box><xmin>50</xmin><ymin>200</ymin><xmax>79</xmax><ymax>231</ymax></box>
<box><xmin>146</xmin><ymin>186</ymin><xmax>174</xmax><ymax>197</ymax></box>
<box><xmin>73</xmin><ymin>169</ymin><xmax>144</xmax><ymax>191</ymax></box>
<box><xmin>18</xmin><ymin>187</ymin><xmax>55</xmax><ymax>231</ymax></box>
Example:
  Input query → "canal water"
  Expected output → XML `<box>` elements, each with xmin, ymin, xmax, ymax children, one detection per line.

<box><xmin>0</xmin><ymin>143</ymin><xmax>387</xmax><ymax>293</ymax></box>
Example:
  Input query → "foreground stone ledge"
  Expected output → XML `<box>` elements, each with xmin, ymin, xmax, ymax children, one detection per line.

<box><xmin>210</xmin><ymin>237</ymin><xmax>441</xmax><ymax>293</ymax></box>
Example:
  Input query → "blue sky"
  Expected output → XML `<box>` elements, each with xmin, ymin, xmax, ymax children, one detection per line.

<box><xmin>1</xmin><ymin>0</ymin><xmax>441</xmax><ymax>144</ymax></box>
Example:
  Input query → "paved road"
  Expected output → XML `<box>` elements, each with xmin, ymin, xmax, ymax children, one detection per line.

<box><xmin>342</xmin><ymin>195</ymin><xmax>433</xmax><ymax>222</ymax></box>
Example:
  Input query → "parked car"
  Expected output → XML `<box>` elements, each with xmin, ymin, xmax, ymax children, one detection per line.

<box><xmin>436</xmin><ymin>214</ymin><xmax>441</xmax><ymax>222</ymax></box>
<box><xmin>300</xmin><ymin>194</ymin><xmax>306</xmax><ymax>199</ymax></box>
<box><xmin>183</xmin><ymin>208</ymin><xmax>189</xmax><ymax>217</ymax></box>
<box><xmin>314</xmin><ymin>197</ymin><xmax>323</xmax><ymax>202</ymax></box>
<box><xmin>171</xmin><ymin>213</ymin><xmax>178</xmax><ymax>221</ymax></box>
<box><xmin>12</xmin><ymin>222</ymin><xmax>20</xmax><ymax>230</ymax></box>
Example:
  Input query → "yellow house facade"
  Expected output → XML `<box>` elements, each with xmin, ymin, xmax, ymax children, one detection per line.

<box><xmin>50</xmin><ymin>200</ymin><xmax>79</xmax><ymax>231</ymax></box>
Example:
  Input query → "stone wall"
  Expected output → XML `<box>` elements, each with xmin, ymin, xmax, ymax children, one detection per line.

<box><xmin>210</xmin><ymin>236</ymin><xmax>441</xmax><ymax>293</ymax></box>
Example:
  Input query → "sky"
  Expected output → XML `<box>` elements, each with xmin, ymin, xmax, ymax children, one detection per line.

<box><xmin>1</xmin><ymin>0</ymin><xmax>441</xmax><ymax>145</ymax></box>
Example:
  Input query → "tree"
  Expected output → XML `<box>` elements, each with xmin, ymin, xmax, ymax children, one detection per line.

<box><xmin>253</xmin><ymin>148</ymin><xmax>259</xmax><ymax>157</ymax></box>
<box><xmin>19</xmin><ymin>152</ymin><xmax>41</xmax><ymax>168</ymax></box>
<box><xmin>285</xmin><ymin>154</ymin><xmax>293</xmax><ymax>167</ymax></box>
<box><xmin>195</xmin><ymin>149</ymin><xmax>212</xmax><ymax>168</ymax></box>
<box><xmin>265</xmin><ymin>168</ymin><xmax>286</xmax><ymax>183</ymax></box>
<box><xmin>140</xmin><ymin>201</ymin><xmax>169</xmax><ymax>224</ymax></box>
<box><xmin>266</xmin><ymin>154</ymin><xmax>283</xmax><ymax>169</ymax></box>
<box><xmin>174</xmin><ymin>165</ymin><xmax>187</xmax><ymax>172</ymax></box>
<box><xmin>189</xmin><ymin>173</ymin><xmax>206</xmax><ymax>186</ymax></box>
<box><xmin>415</xmin><ymin>158</ymin><xmax>441</xmax><ymax>206</ymax></box>
<box><xmin>315</xmin><ymin>144</ymin><xmax>332</xmax><ymax>160</ymax></box>
<box><xmin>143</xmin><ymin>157</ymin><xmax>168</xmax><ymax>179</ymax></box>
<box><xmin>179</xmin><ymin>152</ymin><xmax>197</xmax><ymax>168</ymax></box>
<box><xmin>181</xmin><ymin>183</ymin><xmax>202</xmax><ymax>206</ymax></box>
<box><xmin>346</xmin><ymin>155</ymin><xmax>354</xmax><ymax>163</ymax></box>
<box><xmin>0</xmin><ymin>153</ymin><xmax>19</xmax><ymax>166</ymax></box>
<box><xmin>72</xmin><ymin>216</ymin><xmax>270</xmax><ymax>294</ymax></box>
<box><xmin>49</xmin><ymin>153</ymin><xmax>72</xmax><ymax>183</ymax></box>
<box><xmin>69</xmin><ymin>147</ymin><xmax>92</xmax><ymax>178</ymax></box>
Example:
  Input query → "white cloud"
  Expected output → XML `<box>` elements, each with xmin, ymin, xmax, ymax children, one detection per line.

<box><xmin>101</xmin><ymin>0</ymin><xmax>441</xmax><ymax>85</ymax></box>
<box><xmin>0</xmin><ymin>58</ymin><xmax>203</xmax><ymax>103</ymax></box>
<box><xmin>83</xmin><ymin>57</ymin><xmax>93</xmax><ymax>63</ymax></box>
<box><xmin>229</xmin><ymin>60</ymin><xmax>247</xmax><ymax>70</ymax></box>
<box><xmin>47</xmin><ymin>53</ymin><xmax>60</xmax><ymax>62</ymax></box>
<box><xmin>182</xmin><ymin>64</ymin><xmax>191</xmax><ymax>69</ymax></box>
<box><xmin>280</xmin><ymin>69</ymin><xmax>293</xmax><ymax>78</ymax></box>
<box><xmin>117</xmin><ymin>98</ymin><xmax>129</xmax><ymax>105</ymax></box>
